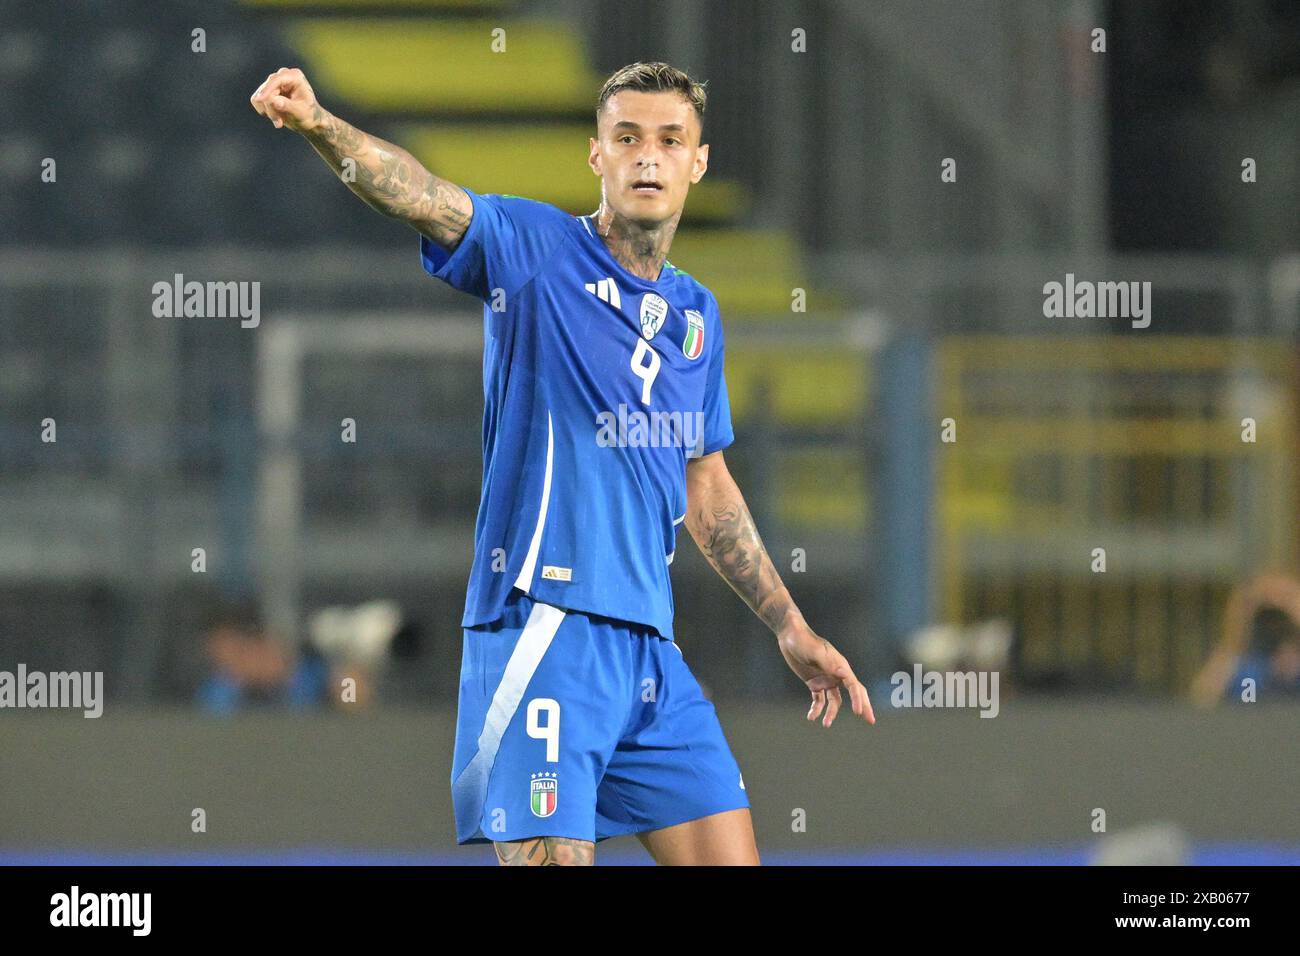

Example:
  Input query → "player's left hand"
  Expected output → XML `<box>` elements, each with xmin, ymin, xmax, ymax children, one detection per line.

<box><xmin>777</xmin><ymin>626</ymin><xmax>876</xmax><ymax>727</ymax></box>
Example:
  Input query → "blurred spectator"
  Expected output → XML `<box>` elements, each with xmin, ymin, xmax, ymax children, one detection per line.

<box><xmin>195</xmin><ymin>599</ymin><xmax>410</xmax><ymax>713</ymax></box>
<box><xmin>1190</xmin><ymin>573</ymin><xmax>1300</xmax><ymax>706</ymax></box>
<box><xmin>196</xmin><ymin>612</ymin><xmax>328</xmax><ymax>714</ymax></box>
<box><xmin>307</xmin><ymin>600</ymin><xmax>405</xmax><ymax>711</ymax></box>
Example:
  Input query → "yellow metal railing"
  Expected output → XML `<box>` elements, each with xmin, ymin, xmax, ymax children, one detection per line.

<box><xmin>935</xmin><ymin>336</ymin><xmax>1298</xmax><ymax>689</ymax></box>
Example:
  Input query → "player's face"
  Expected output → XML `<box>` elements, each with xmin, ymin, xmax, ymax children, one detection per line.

<box><xmin>589</xmin><ymin>90</ymin><xmax>709</xmax><ymax>227</ymax></box>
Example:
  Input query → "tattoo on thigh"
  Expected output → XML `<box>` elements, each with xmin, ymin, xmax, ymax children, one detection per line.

<box><xmin>494</xmin><ymin>836</ymin><xmax>595</xmax><ymax>866</ymax></box>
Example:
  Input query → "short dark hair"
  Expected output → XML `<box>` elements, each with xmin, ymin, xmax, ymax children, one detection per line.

<box><xmin>596</xmin><ymin>61</ymin><xmax>707</xmax><ymax>135</ymax></box>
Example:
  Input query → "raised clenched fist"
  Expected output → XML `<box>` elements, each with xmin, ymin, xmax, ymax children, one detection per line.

<box><xmin>249</xmin><ymin>67</ymin><xmax>324</xmax><ymax>133</ymax></box>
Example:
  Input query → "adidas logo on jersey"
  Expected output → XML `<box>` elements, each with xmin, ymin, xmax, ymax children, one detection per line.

<box><xmin>584</xmin><ymin>277</ymin><xmax>622</xmax><ymax>309</ymax></box>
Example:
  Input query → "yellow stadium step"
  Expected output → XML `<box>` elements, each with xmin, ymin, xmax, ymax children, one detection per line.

<box><xmin>726</xmin><ymin>347</ymin><xmax>869</xmax><ymax>426</ymax></box>
<box><xmin>399</xmin><ymin>123</ymin><xmax>747</xmax><ymax>222</ymax></box>
<box><xmin>284</xmin><ymin>18</ymin><xmax>600</xmax><ymax>112</ymax></box>
<box><xmin>668</xmin><ymin>231</ymin><xmax>850</xmax><ymax>315</ymax></box>
<box><xmin>779</xmin><ymin>449</ymin><xmax>869</xmax><ymax>530</ymax></box>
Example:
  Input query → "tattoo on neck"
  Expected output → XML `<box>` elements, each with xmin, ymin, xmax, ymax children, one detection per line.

<box><xmin>594</xmin><ymin>204</ymin><xmax>681</xmax><ymax>281</ymax></box>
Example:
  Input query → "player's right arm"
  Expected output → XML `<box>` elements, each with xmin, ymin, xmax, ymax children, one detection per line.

<box><xmin>249</xmin><ymin>67</ymin><xmax>472</xmax><ymax>250</ymax></box>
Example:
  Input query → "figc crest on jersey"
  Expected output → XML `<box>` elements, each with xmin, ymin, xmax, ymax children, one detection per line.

<box><xmin>530</xmin><ymin>772</ymin><xmax>558</xmax><ymax>817</ymax></box>
<box><xmin>640</xmin><ymin>293</ymin><xmax>668</xmax><ymax>340</ymax></box>
<box><xmin>682</xmin><ymin>309</ymin><xmax>705</xmax><ymax>360</ymax></box>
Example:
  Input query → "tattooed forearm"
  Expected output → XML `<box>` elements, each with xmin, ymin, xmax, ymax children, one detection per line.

<box><xmin>303</xmin><ymin>108</ymin><xmax>472</xmax><ymax>248</ymax></box>
<box><xmin>689</xmin><ymin>487</ymin><xmax>807</xmax><ymax>638</ymax></box>
<box><xmin>494</xmin><ymin>837</ymin><xmax>595</xmax><ymax>866</ymax></box>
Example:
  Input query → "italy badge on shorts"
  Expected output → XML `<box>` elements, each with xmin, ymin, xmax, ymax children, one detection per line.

<box><xmin>682</xmin><ymin>310</ymin><xmax>705</xmax><ymax>360</ymax></box>
<box><xmin>530</xmin><ymin>772</ymin><xmax>558</xmax><ymax>817</ymax></box>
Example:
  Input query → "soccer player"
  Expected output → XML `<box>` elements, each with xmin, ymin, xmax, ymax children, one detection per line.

<box><xmin>251</xmin><ymin>60</ymin><xmax>875</xmax><ymax>865</ymax></box>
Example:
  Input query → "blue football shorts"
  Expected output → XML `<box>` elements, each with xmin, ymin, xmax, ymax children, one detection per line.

<box><xmin>450</xmin><ymin>587</ymin><xmax>749</xmax><ymax>844</ymax></box>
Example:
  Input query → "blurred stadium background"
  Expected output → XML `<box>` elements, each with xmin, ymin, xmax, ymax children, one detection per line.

<box><xmin>2</xmin><ymin>0</ymin><xmax>1299</xmax><ymax>864</ymax></box>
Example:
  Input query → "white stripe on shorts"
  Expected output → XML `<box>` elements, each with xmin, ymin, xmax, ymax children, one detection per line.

<box><xmin>451</xmin><ymin>597</ymin><xmax>566</xmax><ymax>836</ymax></box>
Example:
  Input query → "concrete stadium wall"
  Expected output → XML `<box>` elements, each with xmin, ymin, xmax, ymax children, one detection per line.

<box><xmin>2</xmin><ymin>702</ymin><xmax>1296</xmax><ymax>856</ymax></box>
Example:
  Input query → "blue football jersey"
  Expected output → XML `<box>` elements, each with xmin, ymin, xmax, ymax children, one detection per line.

<box><xmin>420</xmin><ymin>187</ymin><xmax>734</xmax><ymax>640</ymax></box>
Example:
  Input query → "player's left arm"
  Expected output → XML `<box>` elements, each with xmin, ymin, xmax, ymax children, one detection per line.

<box><xmin>684</xmin><ymin>450</ymin><xmax>875</xmax><ymax>727</ymax></box>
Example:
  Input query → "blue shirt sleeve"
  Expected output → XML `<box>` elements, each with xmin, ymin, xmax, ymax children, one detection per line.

<box><xmin>701</xmin><ymin>298</ymin><xmax>734</xmax><ymax>456</ymax></box>
<box><xmin>419</xmin><ymin>188</ymin><xmax>571</xmax><ymax>301</ymax></box>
